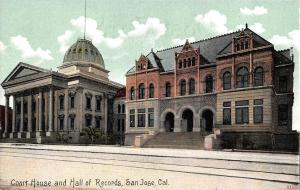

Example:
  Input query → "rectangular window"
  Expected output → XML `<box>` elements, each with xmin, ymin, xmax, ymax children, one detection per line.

<box><xmin>148</xmin><ymin>108</ymin><xmax>154</xmax><ymax>127</ymax></box>
<box><xmin>235</xmin><ymin>100</ymin><xmax>249</xmax><ymax>124</ymax></box>
<box><xmin>59</xmin><ymin>96</ymin><xmax>64</xmax><ymax>110</ymax></box>
<box><xmin>70</xmin><ymin>117</ymin><xmax>75</xmax><ymax>130</ymax></box>
<box><xmin>121</xmin><ymin>119</ymin><xmax>125</xmax><ymax>131</ymax></box>
<box><xmin>95</xmin><ymin>117</ymin><xmax>101</xmax><ymax>128</ymax></box>
<box><xmin>223</xmin><ymin>102</ymin><xmax>231</xmax><ymax>125</ymax></box>
<box><xmin>130</xmin><ymin>109</ymin><xmax>135</xmax><ymax>127</ymax></box>
<box><xmin>96</xmin><ymin>96</ymin><xmax>102</xmax><ymax>111</ymax></box>
<box><xmin>138</xmin><ymin>109</ymin><xmax>145</xmax><ymax>127</ymax></box>
<box><xmin>59</xmin><ymin>117</ymin><xmax>64</xmax><ymax>130</ymax></box>
<box><xmin>85</xmin><ymin>117</ymin><xmax>91</xmax><ymax>127</ymax></box>
<box><xmin>253</xmin><ymin>99</ymin><xmax>263</xmax><ymax>124</ymax></box>
<box><xmin>278</xmin><ymin>104</ymin><xmax>288</xmax><ymax>126</ymax></box>
<box><xmin>279</xmin><ymin>76</ymin><xmax>287</xmax><ymax>93</ymax></box>
<box><xmin>117</xmin><ymin>119</ymin><xmax>121</xmax><ymax>131</ymax></box>
<box><xmin>86</xmin><ymin>97</ymin><xmax>91</xmax><ymax>110</ymax></box>
<box><xmin>70</xmin><ymin>96</ymin><xmax>75</xmax><ymax>108</ymax></box>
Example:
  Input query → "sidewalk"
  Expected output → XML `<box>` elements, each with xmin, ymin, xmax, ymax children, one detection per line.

<box><xmin>0</xmin><ymin>143</ymin><xmax>299</xmax><ymax>165</ymax></box>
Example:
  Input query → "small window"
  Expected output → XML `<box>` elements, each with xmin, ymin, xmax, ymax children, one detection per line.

<box><xmin>189</xmin><ymin>78</ymin><xmax>195</xmax><ymax>94</ymax></box>
<box><xmin>188</xmin><ymin>58</ymin><xmax>191</xmax><ymax>67</ymax></box>
<box><xmin>96</xmin><ymin>96</ymin><xmax>101</xmax><ymax>111</ymax></box>
<box><xmin>118</xmin><ymin>105</ymin><xmax>121</xmax><ymax>113</ymax></box>
<box><xmin>59</xmin><ymin>116</ymin><xmax>64</xmax><ymax>130</ymax></box>
<box><xmin>85</xmin><ymin>116</ymin><xmax>91</xmax><ymax>127</ymax></box>
<box><xmin>59</xmin><ymin>96</ymin><xmax>64</xmax><ymax>110</ymax></box>
<box><xmin>192</xmin><ymin>57</ymin><xmax>196</xmax><ymax>66</ymax></box>
<box><xmin>254</xmin><ymin>67</ymin><xmax>264</xmax><ymax>86</ymax></box>
<box><xmin>179</xmin><ymin>61</ymin><xmax>182</xmax><ymax>69</ymax></box>
<box><xmin>122</xmin><ymin>104</ymin><xmax>125</xmax><ymax>113</ymax></box>
<box><xmin>138</xmin><ymin>83</ymin><xmax>145</xmax><ymax>99</ymax></box>
<box><xmin>117</xmin><ymin>119</ymin><xmax>121</xmax><ymax>131</ymax></box>
<box><xmin>130</xmin><ymin>109</ymin><xmax>135</xmax><ymax>127</ymax></box>
<box><xmin>235</xmin><ymin>100</ymin><xmax>249</xmax><ymax>124</ymax></box>
<box><xmin>279</xmin><ymin>76</ymin><xmax>287</xmax><ymax>93</ymax></box>
<box><xmin>180</xmin><ymin>79</ymin><xmax>186</xmax><ymax>96</ymax></box>
<box><xmin>223</xmin><ymin>101</ymin><xmax>231</xmax><ymax>125</ymax></box>
<box><xmin>96</xmin><ymin>117</ymin><xmax>101</xmax><ymax>128</ymax></box>
<box><xmin>148</xmin><ymin>108</ymin><xmax>154</xmax><ymax>127</ymax></box>
<box><xmin>86</xmin><ymin>96</ymin><xmax>91</xmax><ymax>110</ymax></box>
<box><xmin>165</xmin><ymin>82</ymin><xmax>171</xmax><ymax>97</ymax></box>
<box><xmin>130</xmin><ymin>87</ymin><xmax>135</xmax><ymax>100</ymax></box>
<box><xmin>183</xmin><ymin>59</ymin><xmax>187</xmax><ymax>68</ymax></box>
<box><xmin>253</xmin><ymin>99</ymin><xmax>263</xmax><ymax>124</ymax></box>
<box><xmin>205</xmin><ymin>75</ymin><xmax>213</xmax><ymax>93</ymax></box>
<box><xmin>137</xmin><ymin>109</ymin><xmax>145</xmax><ymax>127</ymax></box>
<box><xmin>149</xmin><ymin>83</ymin><xmax>154</xmax><ymax>98</ymax></box>
<box><xmin>223</xmin><ymin>71</ymin><xmax>231</xmax><ymax>90</ymax></box>
<box><xmin>70</xmin><ymin>96</ymin><xmax>75</xmax><ymax>108</ymax></box>
<box><xmin>236</xmin><ymin>67</ymin><xmax>249</xmax><ymax>88</ymax></box>
<box><xmin>278</xmin><ymin>104</ymin><xmax>288</xmax><ymax>126</ymax></box>
<box><xmin>70</xmin><ymin>117</ymin><xmax>75</xmax><ymax>130</ymax></box>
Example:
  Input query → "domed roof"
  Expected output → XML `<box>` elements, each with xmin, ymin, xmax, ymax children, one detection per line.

<box><xmin>63</xmin><ymin>38</ymin><xmax>105</xmax><ymax>68</ymax></box>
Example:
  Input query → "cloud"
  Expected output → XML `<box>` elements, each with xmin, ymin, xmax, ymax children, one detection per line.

<box><xmin>61</xmin><ymin>16</ymin><xmax>166</xmax><ymax>51</ymax></box>
<box><xmin>10</xmin><ymin>35</ymin><xmax>53</xmax><ymax>62</ymax></box>
<box><xmin>0</xmin><ymin>41</ymin><xmax>6</xmax><ymax>53</ymax></box>
<box><xmin>269</xmin><ymin>30</ymin><xmax>300</xmax><ymax>51</ymax></box>
<box><xmin>127</xmin><ymin>17</ymin><xmax>166</xmax><ymax>40</ymax></box>
<box><xmin>240</xmin><ymin>6</ymin><xmax>268</xmax><ymax>16</ymax></box>
<box><xmin>57</xmin><ymin>30</ymin><xmax>75</xmax><ymax>53</ymax></box>
<box><xmin>236</xmin><ymin>22</ymin><xmax>266</xmax><ymax>34</ymax></box>
<box><xmin>172</xmin><ymin>37</ymin><xmax>196</xmax><ymax>46</ymax></box>
<box><xmin>195</xmin><ymin>10</ymin><xmax>230</xmax><ymax>34</ymax></box>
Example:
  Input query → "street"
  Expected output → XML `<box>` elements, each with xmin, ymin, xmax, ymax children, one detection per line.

<box><xmin>0</xmin><ymin>144</ymin><xmax>299</xmax><ymax>190</ymax></box>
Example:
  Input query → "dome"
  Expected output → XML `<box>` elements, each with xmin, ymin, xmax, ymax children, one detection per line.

<box><xmin>63</xmin><ymin>38</ymin><xmax>105</xmax><ymax>68</ymax></box>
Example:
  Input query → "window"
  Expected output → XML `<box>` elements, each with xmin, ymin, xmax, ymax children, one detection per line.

<box><xmin>223</xmin><ymin>72</ymin><xmax>231</xmax><ymax>90</ymax></box>
<box><xmin>70</xmin><ymin>96</ymin><xmax>75</xmax><ymax>109</ymax></box>
<box><xmin>279</xmin><ymin>76</ymin><xmax>287</xmax><ymax>93</ymax></box>
<box><xmin>188</xmin><ymin>58</ymin><xmax>191</xmax><ymax>67</ymax></box>
<box><xmin>205</xmin><ymin>75</ymin><xmax>213</xmax><ymax>93</ymax></box>
<box><xmin>117</xmin><ymin>119</ymin><xmax>121</xmax><ymax>131</ymax></box>
<box><xmin>189</xmin><ymin>78</ymin><xmax>195</xmax><ymax>94</ymax></box>
<box><xmin>121</xmin><ymin>119</ymin><xmax>125</xmax><ymax>131</ymax></box>
<box><xmin>149</xmin><ymin>83</ymin><xmax>154</xmax><ymax>98</ymax></box>
<box><xmin>137</xmin><ymin>109</ymin><xmax>145</xmax><ymax>127</ymax></box>
<box><xmin>223</xmin><ymin>102</ymin><xmax>231</xmax><ymax>125</ymax></box>
<box><xmin>138</xmin><ymin>83</ymin><xmax>145</xmax><ymax>99</ymax></box>
<box><xmin>148</xmin><ymin>108</ymin><xmax>154</xmax><ymax>127</ymax></box>
<box><xmin>165</xmin><ymin>82</ymin><xmax>171</xmax><ymax>97</ymax></box>
<box><xmin>192</xmin><ymin>57</ymin><xmax>196</xmax><ymax>66</ymax></box>
<box><xmin>235</xmin><ymin>100</ymin><xmax>249</xmax><ymax>124</ymax></box>
<box><xmin>95</xmin><ymin>117</ymin><xmax>101</xmax><ymax>128</ymax></box>
<box><xmin>118</xmin><ymin>105</ymin><xmax>121</xmax><ymax>113</ymax></box>
<box><xmin>245</xmin><ymin>41</ymin><xmax>249</xmax><ymax>49</ymax></box>
<box><xmin>59</xmin><ymin>116</ymin><xmax>64</xmax><ymax>130</ymax></box>
<box><xmin>254</xmin><ymin>99</ymin><xmax>263</xmax><ymax>124</ymax></box>
<box><xmin>180</xmin><ymin>79</ymin><xmax>186</xmax><ymax>96</ymax></box>
<box><xmin>96</xmin><ymin>96</ymin><xmax>102</xmax><ymax>111</ymax></box>
<box><xmin>179</xmin><ymin>61</ymin><xmax>182</xmax><ymax>69</ymax></box>
<box><xmin>70</xmin><ymin>117</ymin><xmax>75</xmax><ymax>130</ymax></box>
<box><xmin>278</xmin><ymin>104</ymin><xmax>288</xmax><ymax>126</ymax></box>
<box><xmin>236</xmin><ymin>67</ymin><xmax>249</xmax><ymax>88</ymax></box>
<box><xmin>59</xmin><ymin>96</ymin><xmax>64</xmax><ymax>110</ymax></box>
<box><xmin>254</xmin><ymin>67</ymin><xmax>264</xmax><ymax>86</ymax></box>
<box><xmin>183</xmin><ymin>59</ymin><xmax>187</xmax><ymax>68</ymax></box>
<box><xmin>85</xmin><ymin>115</ymin><xmax>91</xmax><ymax>127</ymax></box>
<box><xmin>86</xmin><ymin>96</ymin><xmax>92</xmax><ymax>110</ymax></box>
<box><xmin>130</xmin><ymin>87</ymin><xmax>135</xmax><ymax>100</ymax></box>
<box><xmin>122</xmin><ymin>104</ymin><xmax>125</xmax><ymax>113</ymax></box>
<box><xmin>130</xmin><ymin>109</ymin><xmax>135</xmax><ymax>127</ymax></box>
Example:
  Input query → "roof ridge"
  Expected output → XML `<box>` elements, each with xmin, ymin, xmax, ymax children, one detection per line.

<box><xmin>156</xmin><ymin>30</ymin><xmax>239</xmax><ymax>53</ymax></box>
<box><xmin>278</xmin><ymin>48</ymin><xmax>290</xmax><ymax>52</ymax></box>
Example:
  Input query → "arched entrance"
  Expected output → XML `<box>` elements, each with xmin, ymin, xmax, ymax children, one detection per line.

<box><xmin>182</xmin><ymin>109</ymin><xmax>193</xmax><ymax>132</ymax></box>
<box><xmin>202</xmin><ymin>109</ymin><xmax>213</xmax><ymax>132</ymax></box>
<box><xmin>165</xmin><ymin>112</ymin><xmax>174</xmax><ymax>132</ymax></box>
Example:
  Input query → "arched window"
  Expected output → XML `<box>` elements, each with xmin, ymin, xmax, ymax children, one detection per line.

<box><xmin>118</xmin><ymin>105</ymin><xmax>121</xmax><ymax>113</ymax></box>
<box><xmin>189</xmin><ymin>78</ymin><xmax>195</xmax><ymax>94</ymax></box>
<box><xmin>165</xmin><ymin>82</ymin><xmax>171</xmax><ymax>97</ymax></box>
<box><xmin>122</xmin><ymin>104</ymin><xmax>125</xmax><ymax>113</ymax></box>
<box><xmin>180</xmin><ymin>79</ymin><xmax>186</xmax><ymax>96</ymax></box>
<box><xmin>223</xmin><ymin>71</ymin><xmax>231</xmax><ymax>90</ymax></box>
<box><xmin>138</xmin><ymin>83</ymin><xmax>145</xmax><ymax>99</ymax></box>
<box><xmin>179</xmin><ymin>60</ymin><xmax>182</xmax><ymax>69</ymax></box>
<box><xmin>192</xmin><ymin>57</ymin><xmax>196</xmax><ymax>66</ymax></box>
<box><xmin>188</xmin><ymin>58</ymin><xmax>191</xmax><ymax>67</ymax></box>
<box><xmin>130</xmin><ymin>87</ymin><xmax>135</xmax><ymax>100</ymax></box>
<box><xmin>205</xmin><ymin>75</ymin><xmax>213</xmax><ymax>93</ymax></box>
<box><xmin>149</xmin><ymin>83</ymin><xmax>154</xmax><ymax>98</ymax></box>
<box><xmin>236</xmin><ymin>67</ymin><xmax>249</xmax><ymax>88</ymax></box>
<box><xmin>183</xmin><ymin>59</ymin><xmax>187</xmax><ymax>68</ymax></box>
<box><xmin>254</xmin><ymin>67</ymin><xmax>264</xmax><ymax>86</ymax></box>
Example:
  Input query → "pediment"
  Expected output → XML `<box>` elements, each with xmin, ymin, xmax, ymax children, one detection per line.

<box><xmin>181</xmin><ymin>40</ymin><xmax>194</xmax><ymax>52</ymax></box>
<box><xmin>2</xmin><ymin>62</ymin><xmax>49</xmax><ymax>84</ymax></box>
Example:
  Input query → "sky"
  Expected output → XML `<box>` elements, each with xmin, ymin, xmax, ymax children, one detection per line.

<box><xmin>0</xmin><ymin>0</ymin><xmax>299</xmax><ymax>130</ymax></box>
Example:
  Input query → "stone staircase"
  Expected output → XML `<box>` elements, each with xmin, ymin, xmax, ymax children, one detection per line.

<box><xmin>143</xmin><ymin>132</ymin><xmax>206</xmax><ymax>149</ymax></box>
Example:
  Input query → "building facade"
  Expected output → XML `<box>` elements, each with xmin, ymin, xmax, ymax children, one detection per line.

<box><xmin>1</xmin><ymin>39</ymin><xmax>124</xmax><ymax>143</ymax></box>
<box><xmin>125</xmin><ymin>26</ymin><xmax>298</xmax><ymax>150</ymax></box>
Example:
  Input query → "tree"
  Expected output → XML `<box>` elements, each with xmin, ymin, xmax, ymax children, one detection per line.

<box><xmin>80</xmin><ymin>126</ymin><xmax>104</xmax><ymax>144</ymax></box>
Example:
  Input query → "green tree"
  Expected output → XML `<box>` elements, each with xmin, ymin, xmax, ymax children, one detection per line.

<box><xmin>80</xmin><ymin>126</ymin><xmax>103</xmax><ymax>144</ymax></box>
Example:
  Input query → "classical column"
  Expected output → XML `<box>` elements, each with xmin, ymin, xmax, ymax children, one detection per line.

<box><xmin>38</xmin><ymin>91</ymin><xmax>42</xmax><ymax>132</ymax></box>
<box><xmin>20</xmin><ymin>96</ymin><xmax>24</xmax><ymax>132</ymax></box>
<box><xmin>4</xmin><ymin>95</ymin><xmax>9</xmax><ymax>136</ymax></box>
<box><xmin>104</xmin><ymin>94</ymin><xmax>108</xmax><ymax>134</ymax></box>
<box><xmin>10</xmin><ymin>95</ymin><xmax>16</xmax><ymax>138</ymax></box>
<box><xmin>193</xmin><ymin>115</ymin><xmax>201</xmax><ymax>132</ymax></box>
<box><xmin>48</xmin><ymin>88</ymin><xmax>53</xmax><ymax>132</ymax></box>
<box><xmin>174</xmin><ymin>117</ymin><xmax>182</xmax><ymax>132</ymax></box>
<box><xmin>27</xmin><ymin>94</ymin><xmax>32</xmax><ymax>132</ymax></box>
<box><xmin>64</xmin><ymin>89</ymin><xmax>69</xmax><ymax>131</ymax></box>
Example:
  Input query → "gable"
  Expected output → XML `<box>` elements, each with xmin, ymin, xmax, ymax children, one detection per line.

<box><xmin>12</xmin><ymin>68</ymin><xmax>40</xmax><ymax>79</ymax></box>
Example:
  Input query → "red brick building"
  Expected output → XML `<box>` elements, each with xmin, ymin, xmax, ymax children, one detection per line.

<box><xmin>125</xmin><ymin>25</ymin><xmax>298</xmax><ymax>151</ymax></box>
